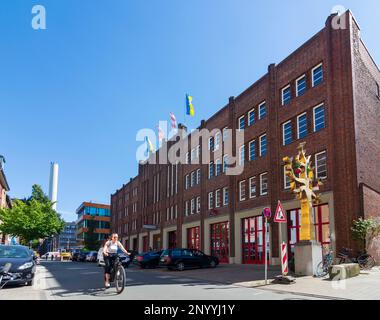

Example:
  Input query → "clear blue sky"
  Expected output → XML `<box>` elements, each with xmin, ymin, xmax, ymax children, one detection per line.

<box><xmin>2</xmin><ymin>0</ymin><xmax>379</xmax><ymax>222</ymax></box>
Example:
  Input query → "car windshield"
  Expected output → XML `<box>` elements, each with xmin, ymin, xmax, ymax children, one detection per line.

<box><xmin>0</xmin><ymin>246</ymin><xmax>29</xmax><ymax>259</ymax></box>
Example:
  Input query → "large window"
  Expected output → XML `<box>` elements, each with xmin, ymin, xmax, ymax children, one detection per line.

<box><xmin>215</xmin><ymin>189</ymin><xmax>221</xmax><ymax>208</ymax></box>
<box><xmin>259</xmin><ymin>134</ymin><xmax>267</xmax><ymax>157</ymax></box>
<box><xmin>191</xmin><ymin>171</ymin><xmax>196</xmax><ymax>187</ymax></box>
<box><xmin>296</xmin><ymin>75</ymin><xmax>307</xmax><ymax>97</ymax></box>
<box><xmin>223</xmin><ymin>187</ymin><xmax>229</xmax><ymax>206</ymax></box>
<box><xmin>208</xmin><ymin>192</ymin><xmax>214</xmax><ymax>209</ymax></box>
<box><xmin>215</xmin><ymin>159</ymin><xmax>222</xmax><ymax>176</ymax></box>
<box><xmin>185</xmin><ymin>174</ymin><xmax>189</xmax><ymax>189</ymax></box>
<box><xmin>297</xmin><ymin>113</ymin><xmax>308</xmax><ymax>139</ymax></box>
<box><xmin>282</xmin><ymin>85</ymin><xmax>291</xmax><ymax>106</ymax></box>
<box><xmin>284</xmin><ymin>166</ymin><xmax>291</xmax><ymax>189</ymax></box>
<box><xmin>223</xmin><ymin>127</ymin><xmax>229</xmax><ymax>141</ymax></box>
<box><xmin>260</xmin><ymin>173</ymin><xmax>268</xmax><ymax>196</ymax></box>
<box><xmin>223</xmin><ymin>154</ymin><xmax>229</xmax><ymax>172</ymax></box>
<box><xmin>259</xmin><ymin>102</ymin><xmax>266</xmax><ymax>120</ymax></box>
<box><xmin>187</xmin><ymin>227</ymin><xmax>200</xmax><ymax>250</ymax></box>
<box><xmin>215</xmin><ymin>132</ymin><xmax>221</xmax><ymax>151</ymax></box>
<box><xmin>312</xmin><ymin>63</ymin><xmax>324</xmax><ymax>87</ymax></box>
<box><xmin>191</xmin><ymin>198</ymin><xmax>195</xmax><ymax>215</ymax></box>
<box><xmin>208</xmin><ymin>137</ymin><xmax>214</xmax><ymax>152</ymax></box>
<box><xmin>315</xmin><ymin>151</ymin><xmax>327</xmax><ymax>180</ymax></box>
<box><xmin>239</xmin><ymin>180</ymin><xmax>246</xmax><ymax>201</ymax></box>
<box><xmin>239</xmin><ymin>145</ymin><xmax>245</xmax><ymax>165</ymax></box>
<box><xmin>249</xmin><ymin>177</ymin><xmax>256</xmax><ymax>198</ymax></box>
<box><xmin>196</xmin><ymin>169</ymin><xmax>201</xmax><ymax>184</ymax></box>
<box><xmin>238</xmin><ymin>116</ymin><xmax>245</xmax><ymax>130</ymax></box>
<box><xmin>313</xmin><ymin>104</ymin><xmax>325</xmax><ymax>132</ymax></box>
<box><xmin>283</xmin><ymin>121</ymin><xmax>292</xmax><ymax>146</ymax></box>
<box><xmin>196</xmin><ymin>196</ymin><xmax>201</xmax><ymax>213</ymax></box>
<box><xmin>248</xmin><ymin>109</ymin><xmax>255</xmax><ymax>126</ymax></box>
<box><xmin>249</xmin><ymin>140</ymin><xmax>256</xmax><ymax>161</ymax></box>
<box><xmin>209</xmin><ymin>162</ymin><xmax>214</xmax><ymax>179</ymax></box>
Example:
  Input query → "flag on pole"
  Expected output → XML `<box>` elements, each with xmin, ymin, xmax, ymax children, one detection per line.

<box><xmin>169</xmin><ymin>112</ymin><xmax>177</xmax><ymax>129</ymax></box>
<box><xmin>144</xmin><ymin>136</ymin><xmax>154</xmax><ymax>157</ymax></box>
<box><xmin>157</xmin><ymin>125</ymin><xmax>164</xmax><ymax>142</ymax></box>
<box><xmin>186</xmin><ymin>94</ymin><xmax>195</xmax><ymax>116</ymax></box>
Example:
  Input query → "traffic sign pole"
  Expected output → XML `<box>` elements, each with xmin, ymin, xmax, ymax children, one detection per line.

<box><xmin>264</xmin><ymin>217</ymin><xmax>268</xmax><ymax>285</ymax></box>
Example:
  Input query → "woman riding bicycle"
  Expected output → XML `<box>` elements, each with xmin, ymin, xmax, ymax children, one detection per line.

<box><xmin>103</xmin><ymin>233</ymin><xmax>130</xmax><ymax>288</ymax></box>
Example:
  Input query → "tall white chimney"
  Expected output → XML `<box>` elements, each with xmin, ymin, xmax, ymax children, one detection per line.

<box><xmin>49</xmin><ymin>162</ymin><xmax>59</xmax><ymax>210</ymax></box>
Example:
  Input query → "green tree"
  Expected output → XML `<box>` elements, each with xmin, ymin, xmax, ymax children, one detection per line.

<box><xmin>351</xmin><ymin>218</ymin><xmax>380</xmax><ymax>251</ymax></box>
<box><xmin>83</xmin><ymin>216</ymin><xmax>100</xmax><ymax>250</ymax></box>
<box><xmin>0</xmin><ymin>185</ymin><xmax>65</xmax><ymax>245</ymax></box>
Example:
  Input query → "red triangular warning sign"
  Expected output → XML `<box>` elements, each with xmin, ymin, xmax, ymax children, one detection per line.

<box><xmin>274</xmin><ymin>201</ymin><xmax>287</xmax><ymax>223</ymax></box>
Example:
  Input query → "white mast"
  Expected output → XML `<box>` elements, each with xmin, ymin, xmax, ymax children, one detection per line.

<box><xmin>49</xmin><ymin>162</ymin><xmax>59</xmax><ymax>210</ymax></box>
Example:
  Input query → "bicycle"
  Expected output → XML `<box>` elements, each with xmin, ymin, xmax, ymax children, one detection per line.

<box><xmin>0</xmin><ymin>263</ymin><xmax>12</xmax><ymax>289</ymax></box>
<box><xmin>315</xmin><ymin>251</ymin><xmax>334</xmax><ymax>278</ymax></box>
<box><xmin>106</xmin><ymin>254</ymin><xmax>126</xmax><ymax>294</ymax></box>
<box><xmin>337</xmin><ymin>247</ymin><xmax>376</xmax><ymax>270</ymax></box>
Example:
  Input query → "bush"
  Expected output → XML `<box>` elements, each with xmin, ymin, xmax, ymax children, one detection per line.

<box><xmin>351</xmin><ymin>218</ymin><xmax>380</xmax><ymax>250</ymax></box>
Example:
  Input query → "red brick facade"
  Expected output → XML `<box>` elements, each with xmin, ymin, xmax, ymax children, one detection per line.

<box><xmin>111</xmin><ymin>11</ymin><xmax>380</xmax><ymax>264</ymax></box>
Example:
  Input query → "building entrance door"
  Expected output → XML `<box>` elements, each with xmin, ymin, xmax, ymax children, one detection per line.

<box><xmin>242</xmin><ymin>216</ymin><xmax>266</xmax><ymax>264</ymax></box>
<box><xmin>142</xmin><ymin>236</ymin><xmax>148</xmax><ymax>252</ymax></box>
<box><xmin>187</xmin><ymin>227</ymin><xmax>200</xmax><ymax>250</ymax></box>
<box><xmin>210</xmin><ymin>222</ymin><xmax>229</xmax><ymax>263</ymax></box>
<box><xmin>168</xmin><ymin>231</ymin><xmax>177</xmax><ymax>249</ymax></box>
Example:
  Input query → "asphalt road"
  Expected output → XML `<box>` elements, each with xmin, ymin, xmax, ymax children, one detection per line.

<box><xmin>0</xmin><ymin>261</ymin><xmax>328</xmax><ymax>300</ymax></box>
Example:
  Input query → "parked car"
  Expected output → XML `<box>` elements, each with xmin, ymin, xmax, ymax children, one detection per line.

<box><xmin>97</xmin><ymin>247</ymin><xmax>131</xmax><ymax>268</ymax></box>
<box><xmin>159</xmin><ymin>248</ymin><xmax>219</xmax><ymax>271</ymax></box>
<box><xmin>134</xmin><ymin>250</ymin><xmax>163</xmax><ymax>269</ymax></box>
<box><xmin>71</xmin><ymin>251</ymin><xmax>81</xmax><ymax>262</ymax></box>
<box><xmin>0</xmin><ymin>245</ymin><xmax>37</xmax><ymax>286</ymax></box>
<box><xmin>60</xmin><ymin>252</ymin><xmax>72</xmax><ymax>261</ymax></box>
<box><xmin>85</xmin><ymin>251</ymin><xmax>98</xmax><ymax>262</ymax></box>
<box><xmin>78</xmin><ymin>251</ymin><xmax>89</xmax><ymax>262</ymax></box>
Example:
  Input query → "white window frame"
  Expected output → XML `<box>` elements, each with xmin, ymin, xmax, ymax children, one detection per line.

<box><xmin>196</xmin><ymin>196</ymin><xmax>201</xmax><ymax>213</ymax></box>
<box><xmin>196</xmin><ymin>169</ymin><xmax>201</xmax><ymax>184</ymax></box>
<box><xmin>260</xmin><ymin>172</ymin><xmax>268</xmax><ymax>196</ymax></box>
<box><xmin>248</xmin><ymin>108</ymin><xmax>255</xmax><ymax>126</ymax></box>
<box><xmin>249</xmin><ymin>140</ymin><xmax>256</xmax><ymax>161</ymax></box>
<box><xmin>191</xmin><ymin>198</ymin><xmax>195</xmax><ymax>215</ymax></box>
<box><xmin>249</xmin><ymin>177</ymin><xmax>256</xmax><ymax>198</ymax></box>
<box><xmin>313</xmin><ymin>103</ymin><xmax>325</xmax><ymax>132</ymax></box>
<box><xmin>312</xmin><ymin>63</ymin><xmax>323</xmax><ymax>87</ymax></box>
<box><xmin>284</xmin><ymin>166</ymin><xmax>291</xmax><ymax>190</ymax></box>
<box><xmin>239</xmin><ymin>145</ymin><xmax>245</xmax><ymax>165</ymax></box>
<box><xmin>209</xmin><ymin>161</ymin><xmax>214</xmax><ymax>179</ymax></box>
<box><xmin>282</xmin><ymin>120</ymin><xmax>292</xmax><ymax>146</ymax></box>
<box><xmin>215</xmin><ymin>158</ymin><xmax>221</xmax><ymax>176</ymax></box>
<box><xmin>208</xmin><ymin>137</ymin><xmax>214</xmax><ymax>151</ymax></box>
<box><xmin>239</xmin><ymin>180</ymin><xmax>246</xmax><ymax>201</ymax></box>
<box><xmin>297</xmin><ymin>112</ymin><xmax>308</xmax><ymax>139</ymax></box>
<box><xmin>191</xmin><ymin>148</ymin><xmax>195</xmax><ymax>162</ymax></box>
<box><xmin>281</xmin><ymin>85</ymin><xmax>291</xmax><ymax>106</ymax></box>
<box><xmin>215</xmin><ymin>189</ymin><xmax>221</xmax><ymax>208</ymax></box>
<box><xmin>223</xmin><ymin>154</ymin><xmax>228</xmax><ymax>172</ymax></box>
<box><xmin>185</xmin><ymin>152</ymin><xmax>189</xmax><ymax>164</ymax></box>
<box><xmin>259</xmin><ymin>134</ymin><xmax>266</xmax><ymax>157</ymax></box>
<box><xmin>208</xmin><ymin>192</ymin><xmax>214</xmax><ymax>209</ymax></box>
<box><xmin>214</xmin><ymin>132</ymin><xmax>221</xmax><ymax>151</ymax></box>
<box><xmin>315</xmin><ymin>151</ymin><xmax>327</xmax><ymax>180</ymax></box>
<box><xmin>223</xmin><ymin>187</ymin><xmax>229</xmax><ymax>206</ymax></box>
<box><xmin>185</xmin><ymin>174</ymin><xmax>190</xmax><ymax>189</ymax></box>
<box><xmin>296</xmin><ymin>74</ymin><xmax>306</xmax><ymax>97</ymax></box>
<box><xmin>191</xmin><ymin>171</ymin><xmax>195</xmax><ymax>187</ymax></box>
<box><xmin>196</xmin><ymin>144</ymin><xmax>201</xmax><ymax>158</ymax></box>
<box><xmin>258</xmin><ymin>101</ymin><xmax>266</xmax><ymax>120</ymax></box>
<box><xmin>238</xmin><ymin>115</ymin><xmax>245</xmax><ymax>130</ymax></box>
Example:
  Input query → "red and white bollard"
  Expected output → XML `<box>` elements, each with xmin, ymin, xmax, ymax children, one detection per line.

<box><xmin>281</xmin><ymin>242</ymin><xmax>288</xmax><ymax>276</ymax></box>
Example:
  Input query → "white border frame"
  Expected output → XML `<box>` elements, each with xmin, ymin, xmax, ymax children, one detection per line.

<box><xmin>281</xmin><ymin>84</ymin><xmax>291</xmax><ymax>106</ymax></box>
<box><xmin>260</xmin><ymin>172</ymin><xmax>268</xmax><ymax>196</ymax></box>
<box><xmin>239</xmin><ymin>180</ymin><xmax>246</xmax><ymax>201</ymax></box>
<box><xmin>248</xmin><ymin>108</ymin><xmax>255</xmax><ymax>126</ymax></box>
<box><xmin>315</xmin><ymin>150</ymin><xmax>327</xmax><ymax>180</ymax></box>
<box><xmin>249</xmin><ymin>176</ymin><xmax>256</xmax><ymax>198</ymax></box>
<box><xmin>238</xmin><ymin>115</ymin><xmax>245</xmax><ymax>130</ymax></box>
<box><xmin>313</xmin><ymin>103</ymin><xmax>325</xmax><ymax>132</ymax></box>
<box><xmin>215</xmin><ymin>189</ymin><xmax>221</xmax><ymax>208</ymax></box>
<box><xmin>283</xmin><ymin>166</ymin><xmax>291</xmax><ymax>190</ymax></box>
<box><xmin>296</xmin><ymin>74</ymin><xmax>306</xmax><ymax>97</ymax></box>
<box><xmin>297</xmin><ymin>112</ymin><xmax>307</xmax><ymax>139</ymax></box>
<box><xmin>259</xmin><ymin>134</ymin><xmax>266</xmax><ymax>157</ymax></box>
<box><xmin>312</xmin><ymin>63</ymin><xmax>323</xmax><ymax>87</ymax></box>
<box><xmin>258</xmin><ymin>101</ymin><xmax>266</xmax><ymax>120</ymax></box>
<box><xmin>249</xmin><ymin>140</ymin><xmax>256</xmax><ymax>161</ymax></box>
<box><xmin>282</xmin><ymin>120</ymin><xmax>292</xmax><ymax>146</ymax></box>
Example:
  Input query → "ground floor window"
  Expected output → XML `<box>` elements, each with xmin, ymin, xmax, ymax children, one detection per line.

<box><xmin>168</xmin><ymin>231</ymin><xmax>177</xmax><ymax>249</ymax></box>
<box><xmin>287</xmin><ymin>204</ymin><xmax>331</xmax><ymax>259</ymax></box>
<box><xmin>210</xmin><ymin>222</ymin><xmax>229</xmax><ymax>263</ymax></box>
<box><xmin>187</xmin><ymin>227</ymin><xmax>200</xmax><ymax>250</ymax></box>
<box><xmin>242</xmin><ymin>216</ymin><xmax>268</xmax><ymax>264</ymax></box>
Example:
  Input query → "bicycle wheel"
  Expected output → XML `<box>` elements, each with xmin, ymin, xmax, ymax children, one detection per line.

<box><xmin>315</xmin><ymin>261</ymin><xmax>328</xmax><ymax>278</ymax></box>
<box><xmin>358</xmin><ymin>254</ymin><xmax>375</xmax><ymax>270</ymax></box>
<box><xmin>115</xmin><ymin>265</ymin><xmax>126</xmax><ymax>294</ymax></box>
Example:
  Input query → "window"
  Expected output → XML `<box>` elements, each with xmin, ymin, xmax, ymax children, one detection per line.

<box><xmin>196</xmin><ymin>169</ymin><xmax>201</xmax><ymax>184</ymax></box>
<box><xmin>191</xmin><ymin>171</ymin><xmax>196</xmax><ymax>187</ymax></box>
<box><xmin>249</xmin><ymin>140</ymin><xmax>256</xmax><ymax>161</ymax></box>
<box><xmin>239</xmin><ymin>180</ymin><xmax>246</xmax><ymax>201</ymax></box>
<box><xmin>208</xmin><ymin>192</ymin><xmax>214</xmax><ymax>209</ymax></box>
<box><xmin>283</xmin><ymin>121</ymin><xmax>293</xmax><ymax>146</ymax></box>
<box><xmin>248</xmin><ymin>109</ymin><xmax>255</xmax><ymax>126</ymax></box>
<box><xmin>238</xmin><ymin>116</ymin><xmax>245</xmax><ymax>130</ymax></box>
<box><xmin>215</xmin><ymin>132</ymin><xmax>221</xmax><ymax>151</ymax></box>
<box><xmin>249</xmin><ymin>177</ymin><xmax>256</xmax><ymax>198</ymax></box>
<box><xmin>260</xmin><ymin>172</ymin><xmax>268</xmax><ymax>195</ymax></box>
<box><xmin>259</xmin><ymin>102</ymin><xmax>266</xmax><ymax>120</ymax></box>
<box><xmin>185</xmin><ymin>174</ymin><xmax>190</xmax><ymax>189</ymax></box>
<box><xmin>196</xmin><ymin>196</ymin><xmax>201</xmax><ymax>213</ymax></box>
<box><xmin>284</xmin><ymin>166</ymin><xmax>291</xmax><ymax>189</ymax></box>
<box><xmin>239</xmin><ymin>145</ymin><xmax>245</xmax><ymax>165</ymax></box>
<box><xmin>215</xmin><ymin>189</ymin><xmax>221</xmax><ymax>208</ymax></box>
<box><xmin>191</xmin><ymin>148</ymin><xmax>195</xmax><ymax>162</ymax></box>
<box><xmin>184</xmin><ymin>202</ymin><xmax>189</xmax><ymax>216</ymax></box>
<box><xmin>259</xmin><ymin>134</ymin><xmax>267</xmax><ymax>157</ymax></box>
<box><xmin>315</xmin><ymin>151</ymin><xmax>327</xmax><ymax>179</ymax></box>
<box><xmin>297</xmin><ymin>113</ymin><xmax>308</xmax><ymax>139</ymax></box>
<box><xmin>313</xmin><ymin>104</ymin><xmax>325</xmax><ymax>132</ymax></box>
<box><xmin>312</xmin><ymin>63</ymin><xmax>324</xmax><ymax>87</ymax></box>
<box><xmin>223</xmin><ymin>154</ymin><xmax>229</xmax><ymax>172</ymax></box>
<box><xmin>185</xmin><ymin>152</ymin><xmax>189</xmax><ymax>164</ymax></box>
<box><xmin>191</xmin><ymin>198</ymin><xmax>195</xmax><ymax>215</ymax></box>
<box><xmin>222</xmin><ymin>128</ymin><xmax>229</xmax><ymax>143</ymax></box>
<box><xmin>209</xmin><ymin>162</ymin><xmax>214</xmax><ymax>179</ymax></box>
<box><xmin>208</xmin><ymin>137</ymin><xmax>214</xmax><ymax>152</ymax></box>
<box><xmin>223</xmin><ymin>187</ymin><xmax>229</xmax><ymax>206</ymax></box>
<box><xmin>296</xmin><ymin>75</ymin><xmax>307</xmax><ymax>97</ymax></box>
<box><xmin>282</xmin><ymin>85</ymin><xmax>291</xmax><ymax>106</ymax></box>
<box><xmin>215</xmin><ymin>159</ymin><xmax>222</xmax><ymax>176</ymax></box>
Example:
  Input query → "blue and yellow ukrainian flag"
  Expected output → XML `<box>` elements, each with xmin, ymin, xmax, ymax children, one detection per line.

<box><xmin>186</xmin><ymin>94</ymin><xmax>195</xmax><ymax>117</ymax></box>
<box><xmin>144</xmin><ymin>136</ymin><xmax>154</xmax><ymax>156</ymax></box>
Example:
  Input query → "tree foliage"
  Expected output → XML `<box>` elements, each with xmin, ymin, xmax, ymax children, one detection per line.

<box><xmin>0</xmin><ymin>184</ymin><xmax>65</xmax><ymax>245</ymax></box>
<box><xmin>351</xmin><ymin>217</ymin><xmax>380</xmax><ymax>250</ymax></box>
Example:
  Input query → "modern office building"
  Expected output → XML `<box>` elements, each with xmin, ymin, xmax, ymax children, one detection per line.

<box><xmin>75</xmin><ymin>202</ymin><xmax>111</xmax><ymax>248</ymax></box>
<box><xmin>54</xmin><ymin>221</ymin><xmax>77</xmax><ymax>251</ymax></box>
<box><xmin>111</xmin><ymin>11</ymin><xmax>380</xmax><ymax>264</ymax></box>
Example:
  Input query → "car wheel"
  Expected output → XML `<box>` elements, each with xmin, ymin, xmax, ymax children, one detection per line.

<box><xmin>176</xmin><ymin>262</ymin><xmax>185</xmax><ymax>271</ymax></box>
<box><xmin>210</xmin><ymin>260</ymin><xmax>217</xmax><ymax>268</ymax></box>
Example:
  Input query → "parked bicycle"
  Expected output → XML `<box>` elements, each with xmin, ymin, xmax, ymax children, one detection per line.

<box><xmin>337</xmin><ymin>247</ymin><xmax>375</xmax><ymax>270</ymax></box>
<box><xmin>315</xmin><ymin>251</ymin><xmax>334</xmax><ymax>278</ymax></box>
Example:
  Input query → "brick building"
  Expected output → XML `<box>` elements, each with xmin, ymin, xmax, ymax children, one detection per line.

<box><xmin>111</xmin><ymin>11</ymin><xmax>380</xmax><ymax>265</ymax></box>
